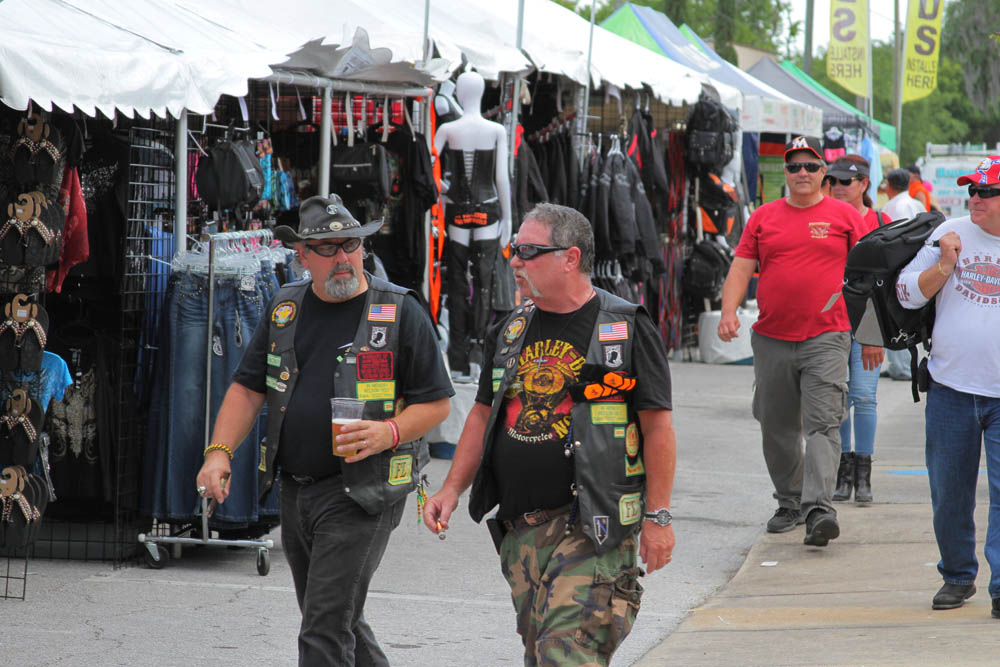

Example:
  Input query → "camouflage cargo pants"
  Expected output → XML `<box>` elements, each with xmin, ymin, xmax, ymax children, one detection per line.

<box><xmin>499</xmin><ymin>513</ymin><xmax>644</xmax><ymax>667</ymax></box>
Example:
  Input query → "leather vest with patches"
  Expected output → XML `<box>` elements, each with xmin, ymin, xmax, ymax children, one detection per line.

<box><xmin>258</xmin><ymin>275</ymin><xmax>427</xmax><ymax>514</ymax></box>
<box><xmin>469</xmin><ymin>288</ymin><xmax>645</xmax><ymax>554</ymax></box>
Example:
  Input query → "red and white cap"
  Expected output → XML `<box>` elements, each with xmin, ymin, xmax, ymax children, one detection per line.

<box><xmin>956</xmin><ymin>155</ymin><xmax>1000</xmax><ymax>186</ymax></box>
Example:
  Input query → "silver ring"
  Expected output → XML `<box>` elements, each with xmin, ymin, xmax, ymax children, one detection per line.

<box><xmin>197</xmin><ymin>485</ymin><xmax>207</xmax><ymax>496</ymax></box>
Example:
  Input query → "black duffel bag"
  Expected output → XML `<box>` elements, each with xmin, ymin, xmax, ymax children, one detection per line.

<box><xmin>331</xmin><ymin>142</ymin><xmax>391</xmax><ymax>201</ymax></box>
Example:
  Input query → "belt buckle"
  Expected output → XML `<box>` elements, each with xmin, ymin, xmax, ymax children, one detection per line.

<box><xmin>522</xmin><ymin>508</ymin><xmax>546</xmax><ymax>526</ymax></box>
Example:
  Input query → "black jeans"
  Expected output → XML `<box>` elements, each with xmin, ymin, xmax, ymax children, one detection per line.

<box><xmin>281</xmin><ymin>472</ymin><xmax>405</xmax><ymax>666</ymax></box>
<box><xmin>446</xmin><ymin>238</ymin><xmax>498</xmax><ymax>374</ymax></box>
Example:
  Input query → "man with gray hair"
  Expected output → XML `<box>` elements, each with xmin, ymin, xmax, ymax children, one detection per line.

<box><xmin>424</xmin><ymin>203</ymin><xmax>677</xmax><ymax>665</ymax></box>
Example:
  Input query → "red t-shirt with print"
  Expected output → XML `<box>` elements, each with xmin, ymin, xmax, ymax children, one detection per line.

<box><xmin>735</xmin><ymin>196</ymin><xmax>868</xmax><ymax>341</ymax></box>
<box><xmin>864</xmin><ymin>207</ymin><xmax>890</xmax><ymax>232</ymax></box>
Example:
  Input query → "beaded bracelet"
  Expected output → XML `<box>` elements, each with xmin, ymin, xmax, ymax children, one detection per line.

<box><xmin>204</xmin><ymin>443</ymin><xmax>235</xmax><ymax>460</ymax></box>
<box><xmin>386</xmin><ymin>419</ymin><xmax>400</xmax><ymax>451</ymax></box>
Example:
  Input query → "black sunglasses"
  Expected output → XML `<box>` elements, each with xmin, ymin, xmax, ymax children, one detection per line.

<box><xmin>969</xmin><ymin>185</ymin><xmax>1000</xmax><ymax>200</ymax></box>
<box><xmin>785</xmin><ymin>162</ymin><xmax>824</xmax><ymax>174</ymax></box>
<box><xmin>305</xmin><ymin>238</ymin><xmax>362</xmax><ymax>256</ymax></box>
<box><xmin>511</xmin><ymin>242</ymin><xmax>569</xmax><ymax>260</ymax></box>
<box><xmin>829</xmin><ymin>177</ymin><xmax>862</xmax><ymax>186</ymax></box>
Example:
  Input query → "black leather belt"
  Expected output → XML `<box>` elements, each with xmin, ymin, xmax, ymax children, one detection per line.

<box><xmin>502</xmin><ymin>502</ymin><xmax>575</xmax><ymax>532</ymax></box>
<box><xmin>282</xmin><ymin>471</ymin><xmax>333</xmax><ymax>486</ymax></box>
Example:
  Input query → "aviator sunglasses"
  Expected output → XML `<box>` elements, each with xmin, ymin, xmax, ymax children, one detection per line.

<box><xmin>968</xmin><ymin>184</ymin><xmax>1000</xmax><ymax>200</ymax></box>
<box><xmin>510</xmin><ymin>242</ymin><xmax>569</xmax><ymax>260</ymax></box>
<box><xmin>784</xmin><ymin>162</ymin><xmax>824</xmax><ymax>174</ymax></box>
<box><xmin>305</xmin><ymin>238</ymin><xmax>362</xmax><ymax>256</ymax></box>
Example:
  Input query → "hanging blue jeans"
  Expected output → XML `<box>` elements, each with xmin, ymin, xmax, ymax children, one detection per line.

<box><xmin>839</xmin><ymin>339</ymin><xmax>879</xmax><ymax>456</ymax></box>
<box><xmin>141</xmin><ymin>268</ymin><xmax>278</xmax><ymax>526</ymax></box>
<box><xmin>925</xmin><ymin>378</ymin><xmax>1000</xmax><ymax>598</ymax></box>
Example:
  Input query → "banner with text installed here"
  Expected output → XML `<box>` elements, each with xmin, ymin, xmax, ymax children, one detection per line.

<box><xmin>827</xmin><ymin>0</ymin><xmax>869</xmax><ymax>98</ymax></box>
<box><xmin>903</xmin><ymin>0</ymin><xmax>944</xmax><ymax>103</ymax></box>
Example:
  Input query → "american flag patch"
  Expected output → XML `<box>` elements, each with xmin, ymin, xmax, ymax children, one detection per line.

<box><xmin>598</xmin><ymin>322</ymin><xmax>628</xmax><ymax>341</ymax></box>
<box><xmin>368</xmin><ymin>304</ymin><xmax>397</xmax><ymax>322</ymax></box>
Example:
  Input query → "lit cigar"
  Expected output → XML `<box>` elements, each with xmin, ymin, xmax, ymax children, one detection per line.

<box><xmin>436</xmin><ymin>521</ymin><xmax>446</xmax><ymax>540</ymax></box>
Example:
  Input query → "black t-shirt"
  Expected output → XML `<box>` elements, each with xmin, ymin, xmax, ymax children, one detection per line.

<box><xmin>233</xmin><ymin>285</ymin><xmax>454</xmax><ymax>478</ymax></box>
<box><xmin>475</xmin><ymin>295</ymin><xmax>673</xmax><ymax>520</ymax></box>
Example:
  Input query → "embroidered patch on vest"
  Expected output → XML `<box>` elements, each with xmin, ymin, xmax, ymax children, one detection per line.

<box><xmin>625</xmin><ymin>455</ymin><xmax>645</xmax><ymax>477</ymax></box>
<box><xmin>619</xmin><ymin>492</ymin><xmax>642</xmax><ymax>525</ymax></box>
<box><xmin>383</xmin><ymin>401</ymin><xmax>394</xmax><ymax>412</ymax></box>
<box><xmin>598</xmin><ymin>321</ymin><xmax>628</xmax><ymax>341</ymax></box>
<box><xmin>590</xmin><ymin>402</ymin><xmax>628</xmax><ymax>424</ymax></box>
<box><xmin>387</xmin><ymin>454</ymin><xmax>413</xmax><ymax>486</ymax></box>
<box><xmin>368</xmin><ymin>304</ymin><xmax>397</xmax><ymax>322</ymax></box>
<box><xmin>266</xmin><ymin>353</ymin><xmax>281</xmax><ymax>367</ymax></box>
<box><xmin>357</xmin><ymin>351</ymin><xmax>394</xmax><ymax>381</ymax></box>
<box><xmin>258</xmin><ymin>443</ymin><xmax>267</xmax><ymax>472</ymax></box>
<box><xmin>265</xmin><ymin>376</ymin><xmax>286</xmax><ymax>392</ymax></box>
<box><xmin>272</xmin><ymin>301</ymin><xmax>296</xmax><ymax>327</ymax></box>
<box><xmin>369</xmin><ymin>325</ymin><xmax>388</xmax><ymax>349</ymax></box>
<box><xmin>603</xmin><ymin>344</ymin><xmax>623</xmax><ymax>368</ymax></box>
<box><xmin>625</xmin><ymin>422</ymin><xmax>640</xmax><ymax>456</ymax></box>
<box><xmin>504</xmin><ymin>316</ymin><xmax>526</xmax><ymax>343</ymax></box>
<box><xmin>613</xmin><ymin>427</ymin><xmax>626</xmax><ymax>439</ymax></box>
<box><xmin>356</xmin><ymin>381</ymin><xmax>395</xmax><ymax>401</ymax></box>
<box><xmin>593</xmin><ymin>516</ymin><xmax>610</xmax><ymax>545</ymax></box>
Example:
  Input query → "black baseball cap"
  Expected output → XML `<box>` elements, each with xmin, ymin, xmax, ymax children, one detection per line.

<box><xmin>784</xmin><ymin>136</ymin><xmax>824</xmax><ymax>161</ymax></box>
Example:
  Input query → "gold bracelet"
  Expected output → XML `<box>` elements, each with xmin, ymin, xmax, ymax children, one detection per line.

<box><xmin>204</xmin><ymin>443</ymin><xmax>235</xmax><ymax>460</ymax></box>
<box><xmin>937</xmin><ymin>261</ymin><xmax>952</xmax><ymax>277</ymax></box>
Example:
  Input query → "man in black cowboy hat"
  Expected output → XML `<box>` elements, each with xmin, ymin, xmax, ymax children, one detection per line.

<box><xmin>197</xmin><ymin>194</ymin><xmax>453</xmax><ymax>666</ymax></box>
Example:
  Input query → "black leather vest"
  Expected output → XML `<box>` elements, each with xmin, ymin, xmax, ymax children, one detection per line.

<box><xmin>258</xmin><ymin>275</ymin><xmax>427</xmax><ymax>514</ymax></box>
<box><xmin>469</xmin><ymin>288</ymin><xmax>645</xmax><ymax>554</ymax></box>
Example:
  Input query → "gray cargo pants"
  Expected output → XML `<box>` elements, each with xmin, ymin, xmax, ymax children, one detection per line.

<box><xmin>750</xmin><ymin>330</ymin><xmax>850</xmax><ymax>518</ymax></box>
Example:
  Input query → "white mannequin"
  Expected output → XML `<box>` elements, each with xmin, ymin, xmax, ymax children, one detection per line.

<box><xmin>433</xmin><ymin>71</ymin><xmax>512</xmax><ymax>247</ymax></box>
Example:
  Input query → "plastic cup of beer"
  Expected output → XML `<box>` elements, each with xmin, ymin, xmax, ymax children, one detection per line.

<box><xmin>331</xmin><ymin>397</ymin><xmax>366</xmax><ymax>457</ymax></box>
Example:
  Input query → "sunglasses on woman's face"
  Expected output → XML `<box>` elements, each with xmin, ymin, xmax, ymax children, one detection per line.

<box><xmin>305</xmin><ymin>238</ymin><xmax>362</xmax><ymax>256</ymax></box>
<box><xmin>830</xmin><ymin>177</ymin><xmax>861</xmax><ymax>186</ymax></box>
<box><xmin>968</xmin><ymin>184</ymin><xmax>1000</xmax><ymax>200</ymax></box>
<box><xmin>784</xmin><ymin>162</ymin><xmax>824</xmax><ymax>174</ymax></box>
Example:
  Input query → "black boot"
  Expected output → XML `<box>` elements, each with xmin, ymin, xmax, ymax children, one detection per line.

<box><xmin>855</xmin><ymin>455</ymin><xmax>873</xmax><ymax>504</ymax></box>
<box><xmin>833</xmin><ymin>453</ymin><xmax>854</xmax><ymax>501</ymax></box>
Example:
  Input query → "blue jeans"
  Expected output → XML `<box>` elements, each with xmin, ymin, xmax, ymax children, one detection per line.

<box><xmin>925</xmin><ymin>379</ymin><xmax>1000</xmax><ymax>598</ymax></box>
<box><xmin>141</xmin><ymin>270</ymin><xmax>278</xmax><ymax>525</ymax></box>
<box><xmin>885</xmin><ymin>348</ymin><xmax>911</xmax><ymax>380</ymax></box>
<box><xmin>840</xmin><ymin>339</ymin><xmax>879</xmax><ymax>456</ymax></box>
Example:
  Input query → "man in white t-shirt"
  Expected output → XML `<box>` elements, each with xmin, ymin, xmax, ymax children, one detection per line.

<box><xmin>897</xmin><ymin>155</ymin><xmax>1000</xmax><ymax>617</ymax></box>
<box><xmin>883</xmin><ymin>168</ymin><xmax>926</xmax><ymax>222</ymax></box>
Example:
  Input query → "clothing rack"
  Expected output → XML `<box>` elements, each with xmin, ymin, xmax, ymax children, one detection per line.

<box><xmin>137</xmin><ymin>228</ymin><xmax>274</xmax><ymax>576</ymax></box>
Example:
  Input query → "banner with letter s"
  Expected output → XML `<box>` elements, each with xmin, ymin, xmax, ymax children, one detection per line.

<box><xmin>827</xmin><ymin>0</ymin><xmax>869</xmax><ymax>98</ymax></box>
<box><xmin>903</xmin><ymin>0</ymin><xmax>944</xmax><ymax>103</ymax></box>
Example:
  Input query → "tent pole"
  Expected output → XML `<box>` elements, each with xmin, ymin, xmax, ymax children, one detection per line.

<box><xmin>174</xmin><ymin>110</ymin><xmax>188</xmax><ymax>256</ymax></box>
<box><xmin>507</xmin><ymin>0</ymin><xmax>525</xmax><ymax>178</ymax></box>
<box><xmin>582</xmin><ymin>0</ymin><xmax>597</xmax><ymax>142</ymax></box>
<box><xmin>319</xmin><ymin>86</ymin><xmax>332</xmax><ymax>197</ymax></box>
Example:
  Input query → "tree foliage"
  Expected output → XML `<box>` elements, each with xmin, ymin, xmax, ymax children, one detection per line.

<box><xmin>942</xmin><ymin>0</ymin><xmax>1000</xmax><ymax>115</ymax></box>
<box><xmin>569</xmin><ymin>0</ymin><xmax>794</xmax><ymax>63</ymax></box>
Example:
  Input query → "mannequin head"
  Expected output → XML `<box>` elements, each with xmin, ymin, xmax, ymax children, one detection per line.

<box><xmin>454</xmin><ymin>71</ymin><xmax>485</xmax><ymax>113</ymax></box>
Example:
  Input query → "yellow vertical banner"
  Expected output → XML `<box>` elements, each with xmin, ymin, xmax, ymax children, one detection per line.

<box><xmin>827</xmin><ymin>0</ymin><xmax>870</xmax><ymax>98</ymax></box>
<box><xmin>903</xmin><ymin>0</ymin><xmax>944</xmax><ymax>102</ymax></box>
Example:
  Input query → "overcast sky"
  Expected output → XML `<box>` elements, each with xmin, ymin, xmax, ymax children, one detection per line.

<box><xmin>787</xmin><ymin>0</ymin><xmax>904</xmax><ymax>54</ymax></box>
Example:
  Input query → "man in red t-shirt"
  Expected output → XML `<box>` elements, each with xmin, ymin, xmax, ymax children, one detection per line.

<box><xmin>718</xmin><ymin>136</ymin><xmax>867</xmax><ymax>547</ymax></box>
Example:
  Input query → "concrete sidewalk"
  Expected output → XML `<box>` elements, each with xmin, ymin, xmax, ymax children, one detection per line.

<box><xmin>637</xmin><ymin>410</ymin><xmax>1000</xmax><ymax>666</ymax></box>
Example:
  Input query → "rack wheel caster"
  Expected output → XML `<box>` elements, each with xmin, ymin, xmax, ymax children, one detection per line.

<box><xmin>144</xmin><ymin>544</ymin><xmax>169</xmax><ymax>570</ymax></box>
<box><xmin>256</xmin><ymin>548</ymin><xmax>270</xmax><ymax>576</ymax></box>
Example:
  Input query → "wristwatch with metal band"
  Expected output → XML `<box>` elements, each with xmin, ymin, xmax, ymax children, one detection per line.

<box><xmin>643</xmin><ymin>508</ymin><xmax>672</xmax><ymax>526</ymax></box>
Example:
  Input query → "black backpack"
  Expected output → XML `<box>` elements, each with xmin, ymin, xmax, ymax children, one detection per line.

<box><xmin>683</xmin><ymin>239</ymin><xmax>732</xmax><ymax>302</ymax></box>
<box><xmin>686</xmin><ymin>94</ymin><xmax>738</xmax><ymax>169</ymax></box>
<box><xmin>842</xmin><ymin>211</ymin><xmax>945</xmax><ymax>401</ymax></box>
<box><xmin>195</xmin><ymin>139</ymin><xmax>264</xmax><ymax>211</ymax></box>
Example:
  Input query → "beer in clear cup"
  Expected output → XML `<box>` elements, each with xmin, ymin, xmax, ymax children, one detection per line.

<box><xmin>331</xmin><ymin>397</ymin><xmax>366</xmax><ymax>458</ymax></box>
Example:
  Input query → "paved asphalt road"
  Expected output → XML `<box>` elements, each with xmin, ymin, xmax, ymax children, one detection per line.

<box><xmin>1</xmin><ymin>361</ymin><xmax>925</xmax><ymax>666</ymax></box>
